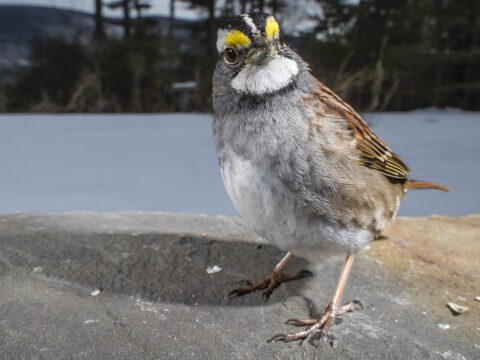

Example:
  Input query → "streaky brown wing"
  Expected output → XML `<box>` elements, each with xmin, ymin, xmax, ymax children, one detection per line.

<box><xmin>312</xmin><ymin>80</ymin><xmax>410</xmax><ymax>181</ymax></box>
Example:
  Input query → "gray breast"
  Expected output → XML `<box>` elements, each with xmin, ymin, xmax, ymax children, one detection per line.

<box><xmin>212</xmin><ymin>65</ymin><xmax>402</xmax><ymax>255</ymax></box>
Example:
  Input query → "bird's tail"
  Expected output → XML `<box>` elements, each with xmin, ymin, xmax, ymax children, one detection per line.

<box><xmin>404</xmin><ymin>180</ymin><xmax>450</xmax><ymax>192</ymax></box>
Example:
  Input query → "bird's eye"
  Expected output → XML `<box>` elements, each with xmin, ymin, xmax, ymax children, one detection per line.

<box><xmin>223</xmin><ymin>47</ymin><xmax>240</xmax><ymax>65</ymax></box>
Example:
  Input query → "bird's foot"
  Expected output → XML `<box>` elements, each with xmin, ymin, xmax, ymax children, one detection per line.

<box><xmin>268</xmin><ymin>300</ymin><xmax>363</xmax><ymax>343</ymax></box>
<box><xmin>229</xmin><ymin>269</ymin><xmax>312</xmax><ymax>301</ymax></box>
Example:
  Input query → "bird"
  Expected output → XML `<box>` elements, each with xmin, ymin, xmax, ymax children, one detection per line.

<box><xmin>212</xmin><ymin>12</ymin><xmax>449</xmax><ymax>343</ymax></box>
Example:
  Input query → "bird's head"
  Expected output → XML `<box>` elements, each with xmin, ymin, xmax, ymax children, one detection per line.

<box><xmin>215</xmin><ymin>13</ymin><xmax>300</xmax><ymax>96</ymax></box>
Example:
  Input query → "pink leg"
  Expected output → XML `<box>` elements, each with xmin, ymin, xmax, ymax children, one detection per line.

<box><xmin>269</xmin><ymin>254</ymin><xmax>362</xmax><ymax>343</ymax></box>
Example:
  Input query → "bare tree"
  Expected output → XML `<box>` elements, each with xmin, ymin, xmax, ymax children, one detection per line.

<box><xmin>184</xmin><ymin>0</ymin><xmax>216</xmax><ymax>55</ymax></box>
<box><xmin>106</xmin><ymin>0</ymin><xmax>131</xmax><ymax>37</ymax></box>
<box><xmin>240</xmin><ymin>0</ymin><xmax>248</xmax><ymax>13</ymax></box>
<box><xmin>269</xmin><ymin>0</ymin><xmax>284</xmax><ymax>16</ymax></box>
<box><xmin>0</xmin><ymin>72</ymin><xmax>5</xmax><ymax>112</ymax></box>
<box><xmin>122</xmin><ymin>0</ymin><xmax>131</xmax><ymax>37</ymax></box>
<box><xmin>168</xmin><ymin>0</ymin><xmax>176</xmax><ymax>66</ymax></box>
<box><xmin>222</xmin><ymin>0</ymin><xmax>234</xmax><ymax>16</ymax></box>
<box><xmin>169</xmin><ymin>0</ymin><xmax>175</xmax><ymax>41</ymax></box>
<box><xmin>133</xmin><ymin>0</ymin><xmax>151</xmax><ymax>18</ymax></box>
<box><xmin>94</xmin><ymin>0</ymin><xmax>105</xmax><ymax>40</ymax></box>
<box><xmin>253</xmin><ymin>0</ymin><xmax>264</xmax><ymax>12</ymax></box>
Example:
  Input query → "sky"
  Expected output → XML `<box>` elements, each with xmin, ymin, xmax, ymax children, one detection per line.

<box><xmin>0</xmin><ymin>0</ymin><xmax>203</xmax><ymax>19</ymax></box>
<box><xmin>0</xmin><ymin>0</ymin><xmax>360</xmax><ymax>20</ymax></box>
<box><xmin>0</xmin><ymin>0</ymin><xmax>325</xmax><ymax>33</ymax></box>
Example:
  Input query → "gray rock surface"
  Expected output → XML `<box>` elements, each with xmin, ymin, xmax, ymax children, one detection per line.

<box><xmin>0</xmin><ymin>212</ymin><xmax>479</xmax><ymax>359</ymax></box>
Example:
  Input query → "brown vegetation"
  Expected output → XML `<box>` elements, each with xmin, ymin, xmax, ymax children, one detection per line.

<box><xmin>2</xmin><ymin>0</ymin><xmax>479</xmax><ymax>113</ymax></box>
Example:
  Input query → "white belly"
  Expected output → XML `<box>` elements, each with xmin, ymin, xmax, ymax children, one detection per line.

<box><xmin>220</xmin><ymin>150</ymin><xmax>288</xmax><ymax>239</ymax></box>
<box><xmin>220</xmin><ymin>149</ymin><xmax>373</xmax><ymax>255</ymax></box>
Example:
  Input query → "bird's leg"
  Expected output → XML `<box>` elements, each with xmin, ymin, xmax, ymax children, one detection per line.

<box><xmin>229</xmin><ymin>251</ymin><xmax>312</xmax><ymax>301</ymax></box>
<box><xmin>269</xmin><ymin>254</ymin><xmax>362</xmax><ymax>343</ymax></box>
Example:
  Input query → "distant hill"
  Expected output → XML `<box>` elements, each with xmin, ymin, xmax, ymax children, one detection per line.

<box><xmin>0</xmin><ymin>5</ymin><xmax>97</xmax><ymax>41</ymax></box>
<box><xmin>0</xmin><ymin>5</ymin><xmax>194</xmax><ymax>82</ymax></box>
<box><xmin>0</xmin><ymin>6</ymin><xmax>94</xmax><ymax>80</ymax></box>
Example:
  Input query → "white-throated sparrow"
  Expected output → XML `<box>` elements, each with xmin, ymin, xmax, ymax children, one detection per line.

<box><xmin>212</xmin><ymin>13</ymin><xmax>449</xmax><ymax>343</ymax></box>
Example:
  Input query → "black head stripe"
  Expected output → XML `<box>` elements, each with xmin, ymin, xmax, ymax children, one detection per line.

<box><xmin>249</xmin><ymin>12</ymin><xmax>270</xmax><ymax>34</ymax></box>
<box><xmin>220</xmin><ymin>12</ymin><xmax>272</xmax><ymax>40</ymax></box>
<box><xmin>220</xmin><ymin>16</ymin><xmax>252</xmax><ymax>36</ymax></box>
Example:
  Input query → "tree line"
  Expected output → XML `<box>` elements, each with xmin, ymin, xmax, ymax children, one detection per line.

<box><xmin>0</xmin><ymin>0</ymin><xmax>478</xmax><ymax>113</ymax></box>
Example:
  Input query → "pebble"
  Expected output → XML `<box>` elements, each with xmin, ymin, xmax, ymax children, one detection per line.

<box><xmin>91</xmin><ymin>288</ymin><xmax>101</xmax><ymax>296</ymax></box>
<box><xmin>447</xmin><ymin>302</ymin><xmax>469</xmax><ymax>315</ymax></box>
<box><xmin>206</xmin><ymin>265</ymin><xmax>222</xmax><ymax>274</ymax></box>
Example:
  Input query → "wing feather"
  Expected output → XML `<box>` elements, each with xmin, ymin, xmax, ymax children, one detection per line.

<box><xmin>312</xmin><ymin>81</ymin><xmax>410</xmax><ymax>181</ymax></box>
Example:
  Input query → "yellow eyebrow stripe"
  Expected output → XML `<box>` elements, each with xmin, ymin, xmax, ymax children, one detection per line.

<box><xmin>225</xmin><ymin>30</ymin><xmax>251</xmax><ymax>48</ymax></box>
<box><xmin>265</xmin><ymin>16</ymin><xmax>280</xmax><ymax>39</ymax></box>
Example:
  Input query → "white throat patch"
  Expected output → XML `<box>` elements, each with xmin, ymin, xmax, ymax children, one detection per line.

<box><xmin>231</xmin><ymin>56</ymin><xmax>299</xmax><ymax>95</ymax></box>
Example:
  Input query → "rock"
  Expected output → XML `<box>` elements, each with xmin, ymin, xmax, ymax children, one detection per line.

<box><xmin>447</xmin><ymin>302</ymin><xmax>469</xmax><ymax>315</ymax></box>
<box><xmin>0</xmin><ymin>212</ymin><xmax>479</xmax><ymax>359</ymax></box>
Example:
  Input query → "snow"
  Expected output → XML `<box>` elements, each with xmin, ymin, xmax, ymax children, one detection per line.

<box><xmin>0</xmin><ymin>111</ymin><xmax>478</xmax><ymax>217</ymax></box>
<box><xmin>364</xmin><ymin>110</ymin><xmax>480</xmax><ymax>216</ymax></box>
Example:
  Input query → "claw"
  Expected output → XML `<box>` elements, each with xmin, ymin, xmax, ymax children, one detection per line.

<box><xmin>267</xmin><ymin>333</ymin><xmax>287</xmax><ymax>343</ymax></box>
<box><xmin>269</xmin><ymin>298</ymin><xmax>362</xmax><ymax>344</ymax></box>
<box><xmin>280</xmin><ymin>269</ymin><xmax>313</xmax><ymax>282</ymax></box>
<box><xmin>336</xmin><ymin>299</ymin><xmax>364</xmax><ymax>316</ymax></box>
<box><xmin>228</xmin><ymin>289</ymin><xmax>240</xmax><ymax>298</ymax></box>
<box><xmin>268</xmin><ymin>329</ymin><xmax>311</xmax><ymax>343</ymax></box>
<box><xmin>351</xmin><ymin>299</ymin><xmax>363</xmax><ymax>310</ymax></box>
<box><xmin>228</xmin><ymin>287</ymin><xmax>254</xmax><ymax>298</ymax></box>
<box><xmin>267</xmin><ymin>255</ymin><xmax>357</xmax><ymax>344</ymax></box>
<box><xmin>298</xmin><ymin>269</ymin><xmax>314</xmax><ymax>278</ymax></box>
<box><xmin>263</xmin><ymin>291</ymin><xmax>272</xmax><ymax>302</ymax></box>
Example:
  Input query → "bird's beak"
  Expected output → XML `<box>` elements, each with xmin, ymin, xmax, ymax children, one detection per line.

<box><xmin>248</xmin><ymin>48</ymin><xmax>269</xmax><ymax>65</ymax></box>
<box><xmin>247</xmin><ymin>37</ymin><xmax>275</xmax><ymax>65</ymax></box>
